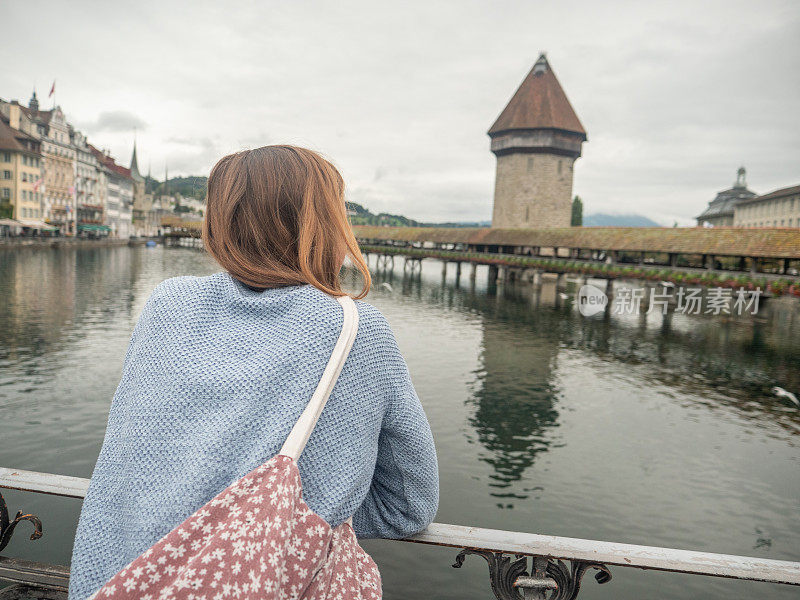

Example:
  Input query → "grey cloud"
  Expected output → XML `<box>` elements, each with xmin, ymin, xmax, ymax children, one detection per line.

<box><xmin>89</xmin><ymin>111</ymin><xmax>147</xmax><ymax>133</ymax></box>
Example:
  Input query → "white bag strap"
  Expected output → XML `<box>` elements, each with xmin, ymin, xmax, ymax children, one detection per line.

<box><xmin>280</xmin><ymin>295</ymin><xmax>359</xmax><ymax>461</ymax></box>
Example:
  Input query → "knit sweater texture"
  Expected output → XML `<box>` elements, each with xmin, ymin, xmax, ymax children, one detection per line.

<box><xmin>68</xmin><ymin>272</ymin><xmax>439</xmax><ymax>600</ymax></box>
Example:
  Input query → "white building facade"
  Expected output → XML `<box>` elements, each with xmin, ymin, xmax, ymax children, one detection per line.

<box><xmin>734</xmin><ymin>185</ymin><xmax>800</xmax><ymax>228</ymax></box>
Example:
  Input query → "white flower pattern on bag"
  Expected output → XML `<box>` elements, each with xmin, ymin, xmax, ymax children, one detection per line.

<box><xmin>91</xmin><ymin>455</ymin><xmax>381</xmax><ymax>600</ymax></box>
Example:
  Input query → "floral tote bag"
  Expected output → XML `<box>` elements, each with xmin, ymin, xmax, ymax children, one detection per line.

<box><xmin>88</xmin><ymin>295</ymin><xmax>381</xmax><ymax>600</ymax></box>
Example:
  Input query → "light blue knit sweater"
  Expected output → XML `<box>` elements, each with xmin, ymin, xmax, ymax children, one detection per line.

<box><xmin>68</xmin><ymin>272</ymin><xmax>439</xmax><ymax>600</ymax></box>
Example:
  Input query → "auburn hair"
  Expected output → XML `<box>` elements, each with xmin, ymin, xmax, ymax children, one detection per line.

<box><xmin>203</xmin><ymin>145</ymin><xmax>370</xmax><ymax>298</ymax></box>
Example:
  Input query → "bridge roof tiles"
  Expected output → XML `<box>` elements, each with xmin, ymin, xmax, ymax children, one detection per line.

<box><xmin>353</xmin><ymin>226</ymin><xmax>800</xmax><ymax>259</ymax></box>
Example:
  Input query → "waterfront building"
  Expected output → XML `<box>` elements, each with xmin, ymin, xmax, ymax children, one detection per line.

<box><xmin>116</xmin><ymin>169</ymin><xmax>134</xmax><ymax>239</ymax></box>
<box><xmin>15</xmin><ymin>94</ymin><xmax>77</xmax><ymax>235</ymax></box>
<box><xmin>734</xmin><ymin>184</ymin><xmax>800</xmax><ymax>228</ymax></box>
<box><xmin>147</xmin><ymin>194</ymin><xmax>173</xmax><ymax>235</ymax></box>
<box><xmin>178</xmin><ymin>194</ymin><xmax>205</xmax><ymax>217</ymax></box>
<box><xmin>71</xmin><ymin>127</ymin><xmax>105</xmax><ymax>235</ymax></box>
<box><xmin>696</xmin><ymin>167</ymin><xmax>757</xmax><ymax>227</ymax></box>
<box><xmin>489</xmin><ymin>54</ymin><xmax>587</xmax><ymax>229</ymax></box>
<box><xmin>89</xmin><ymin>145</ymin><xmax>133</xmax><ymax>238</ymax></box>
<box><xmin>0</xmin><ymin>106</ymin><xmax>44</xmax><ymax>224</ymax></box>
<box><xmin>94</xmin><ymin>156</ymin><xmax>108</xmax><ymax>233</ymax></box>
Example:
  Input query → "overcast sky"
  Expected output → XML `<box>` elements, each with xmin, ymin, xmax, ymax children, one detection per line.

<box><xmin>4</xmin><ymin>1</ymin><xmax>799</xmax><ymax>224</ymax></box>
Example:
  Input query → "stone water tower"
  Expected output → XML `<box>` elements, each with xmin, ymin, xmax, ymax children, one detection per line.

<box><xmin>489</xmin><ymin>54</ymin><xmax>587</xmax><ymax>228</ymax></box>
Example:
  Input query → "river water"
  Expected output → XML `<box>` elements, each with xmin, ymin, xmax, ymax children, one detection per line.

<box><xmin>1</xmin><ymin>245</ymin><xmax>798</xmax><ymax>600</ymax></box>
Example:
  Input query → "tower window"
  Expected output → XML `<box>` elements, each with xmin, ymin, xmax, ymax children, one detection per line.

<box><xmin>558</xmin><ymin>160</ymin><xmax>562</xmax><ymax>174</ymax></box>
<box><xmin>527</xmin><ymin>156</ymin><xmax>534</xmax><ymax>172</ymax></box>
<box><xmin>525</xmin><ymin>206</ymin><xmax>529</xmax><ymax>222</ymax></box>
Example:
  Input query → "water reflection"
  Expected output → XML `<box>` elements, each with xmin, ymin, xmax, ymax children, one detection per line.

<box><xmin>469</xmin><ymin>325</ymin><xmax>561</xmax><ymax>505</ymax></box>
<box><xmin>1</xmin><ymin>249</ymin><xmax>798</xmax><ymax>600</ymax></box>
<box><xmin>0</xmin><ymin>248</ymin><xmax>142</xmax><ymax>364</ymax></box>
<box><xmin>369</xmin><ymin>264</ymin><xmax>800</xmax><ymax>508</ymax></box>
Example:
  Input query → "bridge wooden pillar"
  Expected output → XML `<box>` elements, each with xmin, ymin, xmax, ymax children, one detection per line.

<box><xmin>605</xmin><ymin>278</ymin><xmax>614</xmax><ymax>298</ymax></box>
<box><xmin>376</xmin><ymin>254</ymin><xmax>394</xmax><ymax>271</ymax></box>
<box><xmin>470</xmin><ymin>263</ymin><xmax>477</xmax><ymax>281</ymax></box>
<box><xmin>404</xmin><ymin>257</ymin><xmax>422</xmax><ymax>276</ymax></box>
<box><xmin>640</xmin><ymin>285</ymin><xmax>651</xmax><ymax>325</ymax></box>
<box><xmin>488</xmin><ymin>264</ymin><xmax>499</xmax><ymax>285</ymax></box>
<box><xmin>498</xmin><ymin>266</ymin><xmax>509</xmax><ymax>285</ymax></box>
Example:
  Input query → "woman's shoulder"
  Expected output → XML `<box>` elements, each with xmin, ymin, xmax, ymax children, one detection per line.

<box><xmin>354</xmin><ymin>299</ymin><xmax>392</xmax><ymax>336</ymax></box>
<box><xmin>149</xmin><ymin>272</ymin><xmax>230</xmax><ymax>299</ymax></box>
<box><xmin>143</xmin><ymin>272</ymin><xmax>261</xmax><ymax>310</ymax></box>
<box><xmin>140</xmin><ymin>275</ymin><xmax>396</xmax><ymax>344</ymax></box>
<box><xmin>351</xmin><ymin>299</ymin><xmax>403</xmax><ymax>363</ymax></box>
<box><xmin>292</xmin><ymin>286</ymin><xmax>397</xmax><ymax>348</ymax></box>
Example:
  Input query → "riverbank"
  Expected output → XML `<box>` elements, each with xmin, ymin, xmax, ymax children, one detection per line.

<box><xmin>0</xmin><ymin>237</ymin><xmax>150</xmax><ymax>250</ymax></box>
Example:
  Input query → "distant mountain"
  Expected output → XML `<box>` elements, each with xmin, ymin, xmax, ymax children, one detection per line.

<box><xmin>346</xmin><ymin>202</ymin><xmax>423</xmax><ymax>227</ymax></box>
<box><xmin>346</xmin><ymin>202</ymin><xmax>490</xmax><ymax>228</ymax></box>
<box><xmin>583</xmin><ymin>213</ymin><xmax>662</xmax><ymax>227</ymax></box>
<box><xmin>429</xmin><ymin>220</ymin><xmax>492</xmax><ymax>228</ymax></box>
<box><xmin>146</xmin><ymin>175</ymin><xmax>207</xmax><ymax>201</ymax></box>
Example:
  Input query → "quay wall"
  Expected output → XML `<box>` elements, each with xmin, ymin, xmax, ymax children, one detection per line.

<box><xmin>0</xmin><ymin>238</ymin><xmax>149</xmax><ymax>250</ymax></box>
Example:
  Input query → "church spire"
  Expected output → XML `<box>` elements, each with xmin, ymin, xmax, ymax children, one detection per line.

<box><xmin>29</xmin><ymin>89</ymin><xmax>39</xmax><ymax>112</ymax></box>
<box><xmin>130</xmin><ymin>139</ymin><xmax>139</xmax><ymax>173</ymax></box>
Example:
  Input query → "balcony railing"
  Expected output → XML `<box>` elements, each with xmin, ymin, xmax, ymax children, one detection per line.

<box><xmin>1</xmin><ymin>467</ymin><xmax>798</xmax><ymax>599</ymax></box>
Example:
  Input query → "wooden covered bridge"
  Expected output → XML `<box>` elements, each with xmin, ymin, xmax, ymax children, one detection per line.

<box><xmin>159</xmin><ymin>217</ymin><xmax>800</xmax><ymax>289</ymax></box>
<box><xmin>353</xmin><ymin>225</ymin><xmax>800</xmax><ymax>289</ymax></box>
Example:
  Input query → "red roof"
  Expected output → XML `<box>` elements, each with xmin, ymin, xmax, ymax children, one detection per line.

<box><xmin>89</xmin><ymin>143</ymin><xmax>133</xmax><ymax>180</ymax></box>
<box><xmin>0</xmin><ymin>114</ymin><xmax>40</xmax><ymax>153</ymax></box>
<box><xmin>19</xmin><ymin>104</ymin><xmax>53</xmax><ymax>125</ymax></box>
<box><xmin>489</xmin><ymin>55</ymin><xmax>586</xmax><ymax>138</ymax></box>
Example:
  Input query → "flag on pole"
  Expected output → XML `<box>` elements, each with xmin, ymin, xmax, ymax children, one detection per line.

<box><xmin>49</xmin><ymin>81</ymin><xmax>56</xmax><ymax>97</ymax></box>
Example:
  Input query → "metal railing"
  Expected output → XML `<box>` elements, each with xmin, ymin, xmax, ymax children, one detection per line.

<box><xmin>1</xmin><ymin>467</ymin><xmax>798</xmax><ymax>600</ymax></box>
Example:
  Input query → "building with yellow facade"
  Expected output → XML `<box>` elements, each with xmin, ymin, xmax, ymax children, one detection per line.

<box><xmin>20</xmin><ymin>93</ymin><xmax>76</xmax><ymax>234</ymax></box>
<box><xmin>0</xmin><ymin>104</ymin><xmax>44</xmax><ymax>224</ymax></box>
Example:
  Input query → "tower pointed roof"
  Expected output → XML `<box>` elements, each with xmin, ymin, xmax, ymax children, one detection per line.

<box><xmin>130</xmin><ymin>141</ymin><xmax>139</xmax><ymax>173</ymax></box>
<box><xmin>129</xmin><ymin>140</ymin><xmax>144</xmax><ymax>181</ymax></box>
<box><xmin>489</xmin><ymin>54</ymin><xmax>586</xmax><ymax>139</ymax></box>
